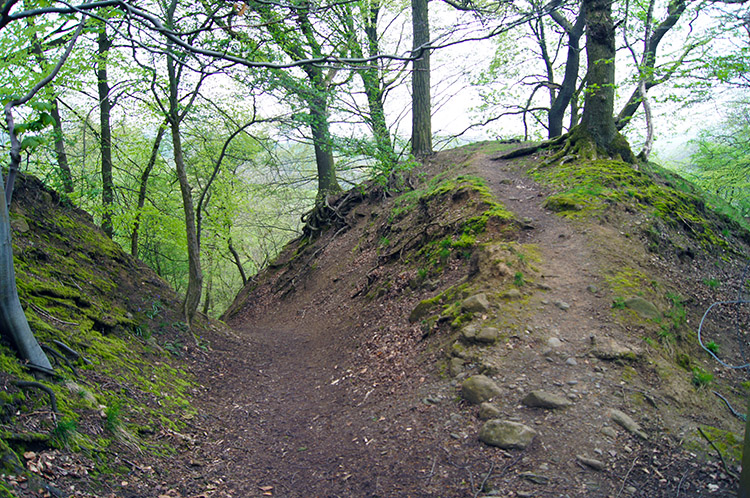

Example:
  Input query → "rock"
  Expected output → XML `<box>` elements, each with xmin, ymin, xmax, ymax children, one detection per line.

<box><xmin>10</xmin><ymin>217</ymin><xmax>29</xmax><ymax>233</ymax></box>
<box><xmin>461</xmin><ymin>294</ymin><xmax>490</xmax><ymax>313</ymax></box>
<box><xmin>409</xmin><ymin>298</ymin><xmax>438</xmax><ymax>323</ymax></box>
<box><xmin>565</xmin><ymin>357</ymin><xmax>578</xmax><ymax>366</ymax></box>
<box><xmin>576</xmin><ymin>455</ymin><xmax>605</xmax><ymax>471</ymax></box>
<box><xmin>479</xmin><ymin>420</ymin><xmax>537</xmax><ymax>449</ymax></box>
<box><xmin>522</xmin><ymin>390</ymin><xmax>572</xmax><ymax>409</ymax></box>
<box><xmin>449</xmin><ymin>357</ymin><xmax>464</xmax><ymax>377</ymax></box>
<box><xmin>610</xmin><ymin>409</ymin><xmax>648</xmax><ymax>439</ymax></box>
<box><xmin>478</xmin><ymin>402</ymin><xmax>502</xmax><ymax>420</ymax></box>
<box><xmin>593</xmin><ymin>339</ymin><xmax>640</xmax><ymax>362</ymax></box>
<box><xmin>461</xmin><ymin>375</ymin><xmax>503</xmax><ymax>404</ymax></box>
<box><xmin>624</xmin><ymin>297</ymin><xmax>660</xmax><ymax>319</ymax></box>
<box><xmin>476</xmin><ymin>327</ymin><xmax>500</xmax><ymax>344</ymax></box>
<box><xmin>520</xmin><ymin>472</ymin><xmax>549</xmax><ymax>485</ymax></box>
<box><xmin>601</xmin><ymin>426</ymin><xmax>617</xmax><ymax>438</ymax></box>
<box><xmin>587</xmin><ymin>284</ymin><xmax>599</xmax><ymax>294</ymax></box>
<box><xmin>554</xmin><ymin>300</ymin><xmax>570</xmax><ymax>311</ymax></box>
<box><xmin>547</xmin><ymin>337</ymin><xmax>563</xmax><ymax>348</ymax></box>
<box><xmin>461</xmin><ymin>324</ymin><xmax>497</xmax><ymax>344</ymax></box>
<box><xmin>502</xmin><ymin>288</ymin><xmax>522</xmax><ymax>300</ymax></box>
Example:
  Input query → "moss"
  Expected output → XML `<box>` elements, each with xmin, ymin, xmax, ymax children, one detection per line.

<box><xmin>531</xmin><ymin>158</ymin><xmax>730</xmax><ymax>250</ymax></box>
<box><xmin>697</xmin><ymin>426</ymin><xmax>743</xmax><ymax>465</ymax></box>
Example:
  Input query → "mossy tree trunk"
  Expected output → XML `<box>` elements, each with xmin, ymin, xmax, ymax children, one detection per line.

<box><xmin>580</xmin><ymin>0</ymin><xmax>617</xmax><ymax>151</ymax></box>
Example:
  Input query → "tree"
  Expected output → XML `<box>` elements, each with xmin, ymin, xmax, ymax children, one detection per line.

<box><xmin>411</xmin><ymin>0</ymin><xmax>433</xmax><ymax>157</ymax></box>
<box><xmin>96</xmin><ymin>21</ymin><xmax>115</xmax><ymax>237</ymax></box>
<box><xmin>579</xmin><ymin>0</ymin><xmax>619</xmax><ymax>154</ymax></box>
<box><xmin>0</xmin><ymin>17</ymin><xmax>87</xmax><ymax>372</ymax></box>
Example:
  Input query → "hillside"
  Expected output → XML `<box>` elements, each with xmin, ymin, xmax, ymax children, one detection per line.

<box><xmin>1</xmin><ymin>142</ymin><xmax>749</xmax><ymax>498</ymax></box>
<box><xmin>0</xmin><ymin>175</ymin><xmax>214</xmax><ymax>497</ymax></box>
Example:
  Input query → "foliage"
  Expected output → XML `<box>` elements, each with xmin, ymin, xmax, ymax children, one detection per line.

<box><xmin>682</xmin><ymin>105</ymin><xmax>750</xmax><ymax>218</ymax></box>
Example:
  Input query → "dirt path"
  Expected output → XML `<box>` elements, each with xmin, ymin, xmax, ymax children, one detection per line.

<box><xmin>165</xmin><ymin>147</ymin><xmax>738</xmax><ymax>498</ymax></box>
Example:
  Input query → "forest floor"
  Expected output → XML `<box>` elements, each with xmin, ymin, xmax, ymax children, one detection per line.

<box><xmin>150</xmin><ymin>144</ymin><xmax>748</xmax><ymax>498</ymax></box>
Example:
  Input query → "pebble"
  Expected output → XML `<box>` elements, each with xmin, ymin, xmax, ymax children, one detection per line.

<box><xmin>554</xmin><ymin>300</ymin><xmax>570</xmax><ymax>310</ymax></box>
<box><xmin>566</xmin><ymin>357</ymin><xmax>578</xmax><ymax>366</ymax></box>
<box><xmin>601</xmin><ymin>426</ymin><xmax>617</xmax><ymax>438</ymax></box>
<box><xmin>567</xmin><ymin>380</ymin><xmax>578</xmax><ymax>385</ymax></box>
<box><xmin>547</xmin><ymin>337</ymin><xmax>563</xmax><ymax>348</ymax></box>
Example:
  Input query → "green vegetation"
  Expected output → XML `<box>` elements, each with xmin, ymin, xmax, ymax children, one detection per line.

<box><xmin>705</xmin><ymin>341</ymin><xmax>720</xmax><ymax>354</ymax></box>
<box><xmin>531</xmin><ymin>158</ymin><xmax>732</xmax><ymax>250</ymax></box>
<box><xmin>691</xmin><ymin>367</ymin><xmax>713</xmax><ymax>387</ymax></box>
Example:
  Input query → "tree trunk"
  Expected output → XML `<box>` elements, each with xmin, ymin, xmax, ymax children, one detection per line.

<box><xmin>309</xmin><ymin>93</ymin><xmax>341</xmax><ymax>200</ymax></box>
<box><xmin>50</xmin><ymin>100</ymin><xmax>74</xmax><ymax>194</ymax></box>
<box><xmin>548</xmin><ymin>9</ymin><xmax>585</xmax><ymax>138</ymax></box>
<box><xmin>228</xmin><ymin>238</ymin><xmax>247</xmax><ymax>286</ymax></box>
<box><xmin>97</xmin><ymin>26</ymin><xmax>114</xmax><ymax>238</ymax></box>
<box><xmin>0</xmin><ymin>194</ymin><xmax>52</xmax><ymax>372</ymax></box>
<box><xmin>171</xmin><ymin>121</ymin><xmax>203</xmax><ymax>327</ymax></box>
<box><xmin>411</xmin><ymin>0</ymin><xmax>432</xmax><ymax>157</ymax></box>
<box><xmin>361</xmin><ymin>3</ymin><xmax>397</xmax><ymax>168</ymax></box>
<box><xmin>131</xmin><ymin>124</ymin><xmax>166</xmax><ymax>258</ymax></box>
<box><xmin>580</xmin><ymin>0</ymin><xmax>617</xmax><ymax>151</ymax></box>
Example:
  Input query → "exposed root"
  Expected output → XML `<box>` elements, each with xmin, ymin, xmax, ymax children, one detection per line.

<box><xmin>301</xmin><ymin>188</ymin><xmax>365</xmax><ymax>239</ymax></box>
<box><xmin>13</xmin><ymin>380</ymin><xmax>58</xmax><ymax>413</ymax></box>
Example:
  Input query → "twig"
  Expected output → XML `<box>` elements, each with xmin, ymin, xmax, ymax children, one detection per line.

<box><xmin>676</xmin><ymin>469</ymin><xmax>692</xmax><ymax>497</ymax></box>
<box><xmin>473</xmin><ymin>462</ymin><xmax>495</xmax><ymax>498</ymax></box>
<box><xmin>29</xmin><ymin>302</ymin><xmax>79</xmax><ymax>326</ymax></box>
<box><xmin>616</xmin><ymin>456</ymin><xmax>638</xmax><ymax>498</ymax></box>
<box><xmin>697</xmin><ymin>426</ymin><xmax>738</xmax><ymax>479</ymax></box>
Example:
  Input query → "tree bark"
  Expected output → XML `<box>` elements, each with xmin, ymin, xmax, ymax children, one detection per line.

<box><xmin>130</xmin><ymin>123</ymin><xmax>166</xmax><ymax>258</ymax></box>
<box><xmin>50</xmin><ymin>99</ymin><xmax>74</xmax><ymax>193</ymax></box>
<box><xmin>548</xmin><ymin>8</ymin><xmax>585</xmax><ymax>138</ymax></box>
<box><xmin>580</xmin><ymin>0</ymin><xmax>617</xmax><ymax>151</ymax></box>
<box><xmin>360</xmin><ymin>3</ymin><xmax>397</xmax><ymax>168</ymax></box>
<box><xmin>228</xmin><ymin>238</ymin><xmax>247</xmax><ymax>286</ymax></box>
<box><xmin>309</xmin><ymin>91</ymin><xmax>340</xmax><ymax>200</ymax></box>
<box><xmin>411</xmin><ymin>0</ymin><xmax>432</xmax><ymax>157</ymax></box>
<box><xmin>97</xmin><ymin>26</ymin><xmax>114</xmax><ymax>238</ymax></box>
<box><xmin>0</xmin><ymin>190</ymin><xmax>52</xmax><ymax>372</ymax></box>
<box><xmin>170</xmin><ymin>119</ymin><xmax>202</xmax><ymax>327</ymax></box>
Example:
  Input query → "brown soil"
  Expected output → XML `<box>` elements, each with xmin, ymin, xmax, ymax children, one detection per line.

<box><xmin>7</xmin><ymin>146</ymin><xmax>748</xmax><ymax>498</ymax></box>
<box><xmin>153</xmin><ymin>145</ymin><xmax>747</xmax><ymax>498</ymax></box>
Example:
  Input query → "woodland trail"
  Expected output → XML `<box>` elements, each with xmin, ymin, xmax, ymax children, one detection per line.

<box><xmin>165</xmin><ymin>146</ymin><xmax>742</xmax><ymax>498</ymax></box>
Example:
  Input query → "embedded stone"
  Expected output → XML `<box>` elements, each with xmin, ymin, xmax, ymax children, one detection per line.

<box><xmin>479</xmin><ymin>420</ymin><xmax>537</xmax><ymax>449</ymax></box>
<box><xmin>624</xmin><ymin>297</ymin><xmax>660</xmax><ymax>319</ymax></box>
<box><xmin>461</xmin><ymin>294</ymin><xmax>490</xmax><ymax>313</ymax></box>
<box><xmin>461</xmin><ymin>375</ymin><xmax>503</xmax><ymax>404</ymax></box>
<box><xmin>522</xmin><ymin>390</ymin><xmax>572</xmax><ymax>409</ymax></box>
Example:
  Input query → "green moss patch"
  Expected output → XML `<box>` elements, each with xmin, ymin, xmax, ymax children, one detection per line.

<box><xmin>531</xmin><ymin>158</ymin><xmax>730</xmax><ymax>250</ymax></box>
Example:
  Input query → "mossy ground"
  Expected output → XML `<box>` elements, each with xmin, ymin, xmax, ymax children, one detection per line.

<box><xmin>1</xmin><ymin>175</ymin><xmax>209</xmax><ymax>495</ymax></box>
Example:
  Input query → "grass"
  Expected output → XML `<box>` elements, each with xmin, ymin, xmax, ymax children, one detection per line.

<box><xmin>691</xmin><ymin>367</ymin><xmax>713</xmax><ymax>387</ymax></box>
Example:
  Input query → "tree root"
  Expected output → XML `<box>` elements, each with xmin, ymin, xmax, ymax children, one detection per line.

<box><xmin>13</xmin><ymin>381</ymin><xmax>58</xmax><ymax>413</ymax></box>
<box><xmin>495</xmin><ymin>134</ymin><xmax>567</xmax><ymax>160</ymax></box>
<box><xmin>52</xmin><ymin>340</ymin><xmax>92</xmax><ymax>365</ymax></box>
<box><xmin>41</xmin><ymin>345</ymin><xmax>77</xmax><ymax>377</ymax></box>
<box><xmin>301</xmin><ymin>188</ymin><xmax>365</xmax><ymax>239</ymax></box>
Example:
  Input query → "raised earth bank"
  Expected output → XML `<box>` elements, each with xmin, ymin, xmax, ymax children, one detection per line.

<box><xmin>2</xmin><ymin>141</ymin><xmax>749</xmax><ymax>497</ymax></box>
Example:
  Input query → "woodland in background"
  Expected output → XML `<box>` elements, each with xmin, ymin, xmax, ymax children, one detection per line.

<box><xmin>1</xmin><ymin>0</ymin><xmax>748</xmax><ymax>326</ymax></box>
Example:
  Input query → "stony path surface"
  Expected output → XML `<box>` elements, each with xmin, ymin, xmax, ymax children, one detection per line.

<box><xmin>162</xmin><ymin>146</ymin><xmax>740</xmax><ymax>498</ymax></box>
